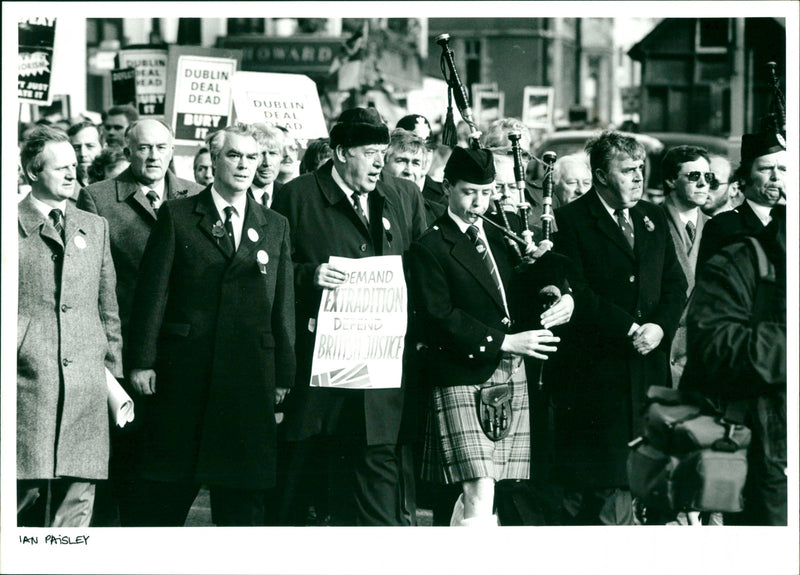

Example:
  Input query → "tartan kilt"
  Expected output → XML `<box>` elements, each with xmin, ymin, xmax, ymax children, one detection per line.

<box><xmin>422</xmin><ymin>355</ymin><xmax>530</xmax><ymax>484</ymax></box>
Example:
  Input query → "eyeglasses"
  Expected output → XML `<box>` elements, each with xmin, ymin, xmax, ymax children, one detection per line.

<box><xmin>708</xmin><ymin>177</ymin><xmax>729</xmax><ymax>191</ymax></box>
<box><xmin>683</xmin><ymin>171</ymin><xmax>714</xmax><ymax>184</ymax></box>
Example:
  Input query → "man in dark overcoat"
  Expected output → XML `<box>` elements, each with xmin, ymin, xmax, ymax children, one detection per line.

<box><xmin>126</xmin><ymin>124</ymin><xmax>295</xmax><ymax>526</ymax></box>
<box><xmin>550</xmin><ymin>130</ymin><xmax>687</xmax><ymax>524</ymax></box>
<box><xmin>77</xmin><ymin>118</ymin><xmax>201</xmax><ymax>525</ymax></box>
<box><xmin>272</xmin><ymin>107</ymin><xmax>426</xmax><ymax>526</ymax></box>
<box><xmin>17</xmin><ymin>126</ymin><xmax>123</xmax><ymax>527</ymax></box>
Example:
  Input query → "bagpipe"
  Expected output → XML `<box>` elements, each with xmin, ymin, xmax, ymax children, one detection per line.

<box><xmin>437</xmin><ymin>33</ymin><xmax>571</xmax><ymax>333</ymax></box>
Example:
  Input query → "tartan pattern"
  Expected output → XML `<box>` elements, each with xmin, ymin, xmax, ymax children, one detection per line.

<box><xmin>422</xmin><ymin>356</ymin><xmax>530</xmax><ymax>484</ymax></box>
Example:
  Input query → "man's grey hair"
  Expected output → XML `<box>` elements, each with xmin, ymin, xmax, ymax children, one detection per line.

<box><xmin>206</xmin><ymin>123</ymin><xmax>259</xmax><ymax>161</ymax></box>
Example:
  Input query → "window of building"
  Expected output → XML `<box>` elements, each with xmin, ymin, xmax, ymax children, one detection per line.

<box><xmin>227</xmin><ymin>18</ymin><xmax>265</xmax><ymax>36</ymax></box>
<box><xmin>696</xmin><ymin>18</ymin><xmax>729</xmax><ymax>53</ymax></box>
<box><xmin>87</xmin><ymin>18</ymin><xmax>124</xmax><ymax>47</ymax></box>
<box><xmin>464</xmin><ymin>39</ymin><xmax>481</xmax><ymax>90</ymax></box>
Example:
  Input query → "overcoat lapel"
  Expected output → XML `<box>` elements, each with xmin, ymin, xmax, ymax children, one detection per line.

<box><xmin>18</xmin><ymin>194</ymin><xmax>64</xmax><ymax>250</ymax></box>
<box><xmin>63</xmin><ymin>203</ymin><xmax>87</xmax><ymax>248</ymax></box>
<box><xmin>114</xmin><ymin>170</ymin><xmax>157</xmax><ymax>221</ymax></box>
<box><xmin>630</xmin><ymin>203</ymin><xmax>653</xmax><ymax>263</ymax></box>
<box><xmin>194</xmin><ymin>187</ymin><xmax>232</xmax><ymax>259</ymax></box>
<box><xmin>231</xmin><ymin>196</ymin><xmax>267</xmax><ymax>267</ymax></box>
<box><xmin>440</xmin><ymin>217</ymin><xmax>506</xmax><ymax>314</ymax></box>
<box><xmin>587</xmin><ymin>190</ymin><xmax>635</xmax><ymax>260</ymax></box>
<box><xmin>317</xmin><ymin>164</ymin><xmax>371</xmax><ymax>238</ymax></box>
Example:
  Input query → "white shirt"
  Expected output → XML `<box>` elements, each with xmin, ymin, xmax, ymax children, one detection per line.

<box><xmin>746</xmin><ymin>198</ymin><xmax>773</xmax><ymax>226</ymax></box>
<box><xmin>596</xmin><ymin>191</ymin><xmax>631</xmax><ymax>225</ymax></box>
<box><xmin>29</xmin><ymin>193</ymin><xmax>68</xmax><ymax>220</ymax></box>
<box><xmin>332</xmin><ymin>165</ymin><xmax>369</xmax><ymax>222</ymax></box>
<box><xmin>140</xmin><ymin>179</ymin><xmax>166</xmax><ymax>209</ymax></box>
<box><xmin>448</xmin><ymin>208</ymin><xmax>510</xmax><ymax>316</ymax></box>
<box><xmin>211</xmin><ymin>187</ymin><xmax>248</xmax><ymax>249</ymax></box>
<box><xmin>251</xmin><ymin>182</ymin><xmax>275</xmax><ymax>208</ymax></box>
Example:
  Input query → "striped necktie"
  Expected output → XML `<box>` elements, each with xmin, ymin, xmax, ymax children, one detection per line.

<box><xmin>466</xmin><ymin>225</ymin><xmax>503</xmax><ymax>297</ymax></box>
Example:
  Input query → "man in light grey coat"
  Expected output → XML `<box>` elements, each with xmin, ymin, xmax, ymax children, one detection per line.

<box><xmin>17</xmin><ymin>126</ymin><xmax>123</xmax><ymax>527</ymax></box>
<box><xmin>658</xmin><ymin>145</ymin><xmax>710</xmax><ymax>387</ymax></box>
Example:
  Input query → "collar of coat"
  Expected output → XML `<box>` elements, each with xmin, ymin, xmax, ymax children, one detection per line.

<box><xmin>316</xmin><ymin>160</ymin><xmax>387</xmax><ymax>207</ymax></box>
<box><xmin>18</xmin><ymin>192</ymin><xmax>88</xmax><ymax>247</ymax></box>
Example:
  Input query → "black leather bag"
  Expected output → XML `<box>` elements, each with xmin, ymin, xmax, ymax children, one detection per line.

<box><xmin>478</xmin><ymin>383</ymin><xmax>513</xmax><ymax>441</ymax></box>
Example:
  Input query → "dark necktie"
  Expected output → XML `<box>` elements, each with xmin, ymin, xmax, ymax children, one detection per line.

<box><xmin>352</xmin><ymin>193</ymin><xmax>369</xmax><ymax>228</ymax></box>
<box><xmin>262</xmin><ymin>191</ymin><xmax>270</xmax><ymax>207</ymax></box>
<box><xmin>685</xmin><ymin>219</ymin><xmax>696</xmax><ymax>246</ymax></box>
<box><xmin>145</xmin><ymin>189</ymin><xmax>159</xmax><ymax>212</ymax></box>
<box><xmin>614</xmin><ymin>209</ymin><xmax>635</xmax><ymax>250</ymax></box>
<box><xmin>466</xmin><ymin>225</ymin><xmax>504</xmax><ymax>298</ymax></box>
<box><xmin>49</xmin><ymin>208</ymin><xmax>65</xmax><ymax>242</ymax></box>
<box><xmin>223</xmin><ymin>205</ymin><xmax>237</xmax><ymax>254</ymax></box>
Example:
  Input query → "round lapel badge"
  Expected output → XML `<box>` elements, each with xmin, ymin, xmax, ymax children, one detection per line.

<box><xmin>248</xmin><ymin>228</ymin><xmax>259</xmax><ymax>242</ymax></box>
<box><xmin>74</xmin><ymin>236</ymin><xmax>87</xmax><ymax>249</ymax></box>
<box><xmin>382</xmin><ymin>217</ymin><xmax>391</xmax><ymax>231</ymax></box>
<box><xmin>257</xmin><ymin>250</ymin><xmax>269</xmax><ymax>265</ymax></box>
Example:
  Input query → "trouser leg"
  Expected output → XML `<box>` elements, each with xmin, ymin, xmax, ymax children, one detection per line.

<box><xmin>210</xmin><ymin>486</ymin><xmax>266</xmax><ymax>526</ymax></box>
<box><xmin>17</xmin><ymin>479</ymin><xmax>96</xmax><ymax>527</ymax></box>
<box><xmin>136</xmin><ymin>479</ymin><xmax>200</xmax><ymax>526</ymax></box>
<box><xmin>351</xmin><ymin>443</ymin><xmax>404</xmax><ymax>526</ymax></box>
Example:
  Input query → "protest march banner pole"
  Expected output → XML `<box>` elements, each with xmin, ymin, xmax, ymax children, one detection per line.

<box><xmin>110</xmin><ymin>67</ymin><xmax>137</xmax><ymax>109</ymax></box>
<box><xmin>117</xmin><ymin>45</ymin><xmax>169</xmax><ymax>117</ymax></box>
<box><xmin>18</xmin><ymin>17</ymin><xmax>57</xmax><ymax>107</ymax></box>
<box><xmin>310</xmin><ymin>256</ymin><xmax>407</xmax><ymax>390</ymax></box>
<box><xmin>231</xmin><ymin>71</ymin><xmax>329</xmax><ymax>141</ymax></box>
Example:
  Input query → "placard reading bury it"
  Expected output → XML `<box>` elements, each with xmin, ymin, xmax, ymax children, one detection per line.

<box><xmin>172</xmin><ymin>55</ymin><xmax>237</xmax><ymax>144</ymax></box>
<box><xmin>18</xmin><ymin>17</ymin><xmax>57</xmax><ymax>105</ymax></box>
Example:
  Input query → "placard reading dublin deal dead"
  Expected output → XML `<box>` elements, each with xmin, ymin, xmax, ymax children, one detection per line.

<box><xmin>310</xmin><ymin>256</ymin><xmax>407</xmax><ymax>390</ymax></box>
<box><xmin>232</xmin><ymin>71</ymin><xmax>328</xmax><ymax>140</ymax></box>
<box><xmin>172</xmin><ymin>55</ymin><xmax>237</xmax><ymax>145</ymax></box>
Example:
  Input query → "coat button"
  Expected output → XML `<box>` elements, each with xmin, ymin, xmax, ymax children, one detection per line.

<box><xmin>62</xmin><ymin>358</ymin><xmax>70</xmax><ymax>367</ymax></box>
<box><xmin>51</xmin><ymin>253</ymin><xmax>59</xmax><ymax>261</ymax></box>
<box><xmin>629</xmin><ymin>275</ymin><xmax>635</xmax><ymax>283</ymax></box>
<box><xmin>635</xmin><ymin>310</ymin><xmax>643</xmax><ymax>319</ymax></box>
<box><xmin>359</xmin><ymin>243</ymin><xmax>367</xmax><ymax>252</ymax></box>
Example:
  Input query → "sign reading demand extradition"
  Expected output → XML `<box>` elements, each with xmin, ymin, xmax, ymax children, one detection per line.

<box><xmin>311</xmin><ymin>256</ymin><xmax>407</xmax><ymax>390</ymax></box>
<box><xmin>231</xmin><ymin>71</ymin><xmax>328</xmax><ymax>140</ymax></box>
<box><xmin>171</xmin><ymin>54</ymin><xmax>237</xmax><ymax>145</ymax></box>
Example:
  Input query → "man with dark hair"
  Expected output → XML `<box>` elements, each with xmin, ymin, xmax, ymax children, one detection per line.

<box><xmin>550</xmin><ymin>130</ymin><xmax>687</xmax><ymax>524</ymax></box>
<box><xmin>126</xmin><ymin>124</ymin><xmax>295</xmax><ymax>526</ymax></box>
<box><xmin>702</xmin><ymin>155</ymin><xmax>742</xmax><ymax>217</ymax></box>
<box><xmin>193</xmin><ymin>147</ymin><xmax>213</xmax><ymax>187</ymax></box>
<box><xmin>17</xmin><ymin>126</ymin><xmax>123</xmax><ymax>527</ymax></box>
<box><xmin>272</xmin><ymin>107</ymin><xmax>425</xmax><ymax>526</ymax></box>
<box><xmin>67</xmin><ymin>121</ymin><xmax>103</xmax><ymax>188</ymax></box>
<box><xmin>697</xmin><ymin>129</ymin><xmax>786</xmax><ymax>267</ymax></box>
<box><xmin>101</xmin><ymin>105</ymin><xmax>139</xmax><ymax>149</ymax></box>
<box><xmin>659</xmin><ymin>145</ymin><xmax>711</xmax><ymax>386</ymax></box>
<box><xmin>77</xmin><ymin>118</ymin><xmax>202</xmax><ymax>525</ymax></box>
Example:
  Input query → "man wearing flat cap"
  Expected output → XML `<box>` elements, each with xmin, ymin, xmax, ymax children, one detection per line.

<box><xmin>407</xmin><ymin>146</ymin><xmax>573</xmax><ymax>526</ymax></box>
<box><xmin>697</xmin><ymin>128</ymin><xmax>787</xmax><ymax>268</ymax></box>
<box><xmin>272</xmin><ymin>107</ymin><xmax>425</xmax><ymax>526</ymax></box>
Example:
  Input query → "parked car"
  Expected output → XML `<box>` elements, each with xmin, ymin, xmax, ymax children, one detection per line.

<box><xmin>529</xmin><ymin>130</ymin><xmax>665</xmax><ymax>201</ymax></box>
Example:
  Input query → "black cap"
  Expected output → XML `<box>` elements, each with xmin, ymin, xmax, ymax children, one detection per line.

<box><xmin>396</xmin><ymin>114</ymin><xmax>434</xmax><ymax>148</ymax></box>
<box><xmin>741</xmin><ymin>130</ymin><xmax>786</xmax><ymax>162</ymax></box>
<box><xmin>444</xmin><ymin>146</ymin><xmax>495</xmax><ymax>185</ymax></box>
<box><xmin>329</xmin><ymin>107</ymin><xmax>389</xmax><ymax>149</ymax></box>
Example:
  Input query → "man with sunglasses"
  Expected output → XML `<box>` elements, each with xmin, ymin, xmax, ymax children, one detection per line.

<box><xmin>702</xmin><ymin>155</ymin><xmax>742</xmax><ymax>217</ymax></box>
<box><xmin>697</xmin><ymin>128</ymin><xmax>786</xmax><ymax>267</ymax></box>
<box><xmin>659</xmin><ymin>145</ymin><xmax>711</xmax><ymax>388</ymax></box>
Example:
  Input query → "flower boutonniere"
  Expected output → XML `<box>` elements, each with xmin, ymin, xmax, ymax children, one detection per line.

<box><xmin>643</xmin><ymin>216</ymin><xmax>655</xmax><ymax>232</ymax></box>
<box><xmin>174</xmin><ymin>189</ymin><xmax>188</xmax><ymax>198</ymax></box>
<box><xmin>212</xmin><ymin>221</ymin><xmax>225</xmax><ymax>239</ymax></box>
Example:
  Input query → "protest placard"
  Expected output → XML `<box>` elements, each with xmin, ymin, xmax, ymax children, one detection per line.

<box><xmin>18</xmin><ymin>17</ymin><xmax>56</xmax><ymax>105</ymax></box>
<box><xmin>168</xmin><ymin>52</ymin><xmax>237</xmax><ymax>145</ymax></box>
<box><xmin>231</xmin><ymin>71</ymin><xmax>328</xmax><ymax>140</ymax></box>
<box><xmin>118</xmin><ymin>46</ymin><xmax>168</xmax><ymax>116</ymax></box>
<box><xmin>110</xmin><ymin>67</ymin><xmax>137</xmax><ymax>108</ymax></box>
<box><xmin>310</xmin><ymin>256</ymin><xmax>407</xmax><ymax>390</ymax></box>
